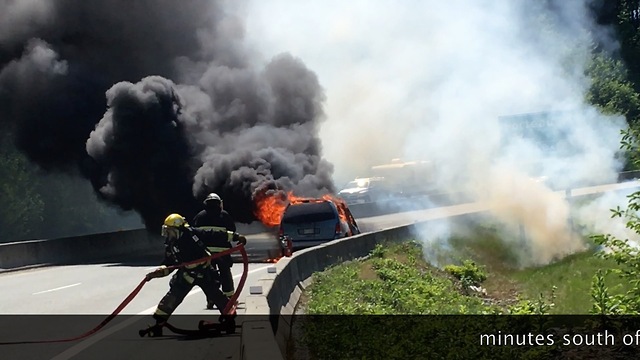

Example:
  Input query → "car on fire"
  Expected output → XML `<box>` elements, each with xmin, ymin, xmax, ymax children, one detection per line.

<box><xmin>278</xmin><ymin>197</ymin><xmax>361</xmax><ymax>251</ymax></box>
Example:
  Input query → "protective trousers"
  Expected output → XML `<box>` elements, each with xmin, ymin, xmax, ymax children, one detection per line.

<box><xmin>215</xmin><ymin>255</ymin><xmax>235</xmax><ymax>296</ymax></box>
<box><xmin>153</xmin><ymin>266</ymin><xmax>229</xmax><ymax>323</ymax></box>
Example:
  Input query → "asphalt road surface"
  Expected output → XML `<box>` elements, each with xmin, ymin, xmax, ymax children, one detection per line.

<box><xmin>1</xmin><ymin>180</ymin><xmax>637</xmax><ymax>359</ymax></box>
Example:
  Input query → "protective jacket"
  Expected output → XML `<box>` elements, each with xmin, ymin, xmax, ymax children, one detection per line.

<box><xmin>193</xmin><ymin>209</ymin><xmax>236</xmax><ymax>231</ymax></box>
<box><xmin>192</xmin><ymin>209</ymin><xmax>237</xmax><ymax>298</ymax></box>
<box><xmin>161</xmin><ymin>227</ymin><xmax>239</xmax><ymax>269</ymax></box>
<box><xmin>151</xmin><ymin>226</ymin><xmax>241</xmax><ymax>327</ymax></box>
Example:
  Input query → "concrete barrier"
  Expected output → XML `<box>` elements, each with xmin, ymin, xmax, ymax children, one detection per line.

<box><xmin>618</xmin><ymin>170</ymin><xmax>640</xmax><ymax>182</ymax></box>
<box><xmin>0</xmin><ymin>229</ymin><xmax>163</xmax><ymax>270</ymax></box>
<box><xmin>0</xmin><ymin>221</ymin><xmax>280</xmax><ymax>271</ymax></box>
<box><xmin>348</xmin><ymin>190</ymin><xmax>471</xmax><ymax>218</ymax></box>
<box><xmin>5</xmin><ymin>180</ymin><xmax>635</xmax><ymax>272</ymax></box>
<box><xmin>241</xmin><ymin>211</ymin><xmax>479</xmax><ymax>360</ymax></box>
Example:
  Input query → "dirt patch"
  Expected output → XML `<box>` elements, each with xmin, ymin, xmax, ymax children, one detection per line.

<box><xmin>482</xmin><ymin>274</ymin><xmax>521</xmax><ymax>306</ymax></box>
<box><xmin>295</xmin><ymin>289</ymin><xmax>311</xmax><ymax>315</ymax></box>
<box><xmin>358</xmin><ymin>262</ymin><xmax>378</xmax><ymax>280</ymax></box>
<box><xmin>390</xmin><ymin>252</ymin><xmax>409</xmax><ymax>264</ymax></box>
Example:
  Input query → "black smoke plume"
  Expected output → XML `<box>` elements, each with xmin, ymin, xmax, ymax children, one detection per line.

<box><xmin>0</xmin><ymin>0</ymin><xmax>335</xmax><ymax>231</ymax></box>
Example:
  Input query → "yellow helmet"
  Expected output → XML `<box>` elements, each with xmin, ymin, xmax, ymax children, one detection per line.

<box><xmin>161</xmin><ymin>213</ymin><xmax>189</xmax><ymax>238</ymax></box>
<box><xmin>163</xmin><ymin>213</ymin><xmax>188</xmax><ymax>228</ymax></box>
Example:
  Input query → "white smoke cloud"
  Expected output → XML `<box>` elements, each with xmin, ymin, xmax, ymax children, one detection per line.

<box><xmin>243</xmin><ymin>0</ymin><xmax>630</xmax><ymax>266</ymax></box>
<box><xmin>574</xmin><ymin>186</ymin><xmax>640</xmax><ymax>246</ymax></box>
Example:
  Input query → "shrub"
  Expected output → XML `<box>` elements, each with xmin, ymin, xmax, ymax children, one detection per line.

<box><xmin>444</xmin><ymin>259</ymin><xmax>487</xmax><ymax>287</ymax></box>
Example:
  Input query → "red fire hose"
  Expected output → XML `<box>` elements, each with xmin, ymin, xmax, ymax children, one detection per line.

<box><xmin>0</xmin><ymin>244</ymin><xmax>249</xmax><ymax>345</ymax></box>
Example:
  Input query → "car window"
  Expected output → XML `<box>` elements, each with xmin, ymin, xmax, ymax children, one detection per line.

<box><xmin>282</xmin><ymin>202</ymin><xmax>337</xmax><ymax>223</ymax></box>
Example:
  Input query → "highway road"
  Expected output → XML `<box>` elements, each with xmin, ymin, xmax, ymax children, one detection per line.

<box><xmin>1</xmin><ymin>180</ymin><xmax>638</xmax><ymax>359</ymax></box>
<box><xmin>0</xmin><ymin>206</ymin><xmax>485</xmax><ymax>315</ymax></box>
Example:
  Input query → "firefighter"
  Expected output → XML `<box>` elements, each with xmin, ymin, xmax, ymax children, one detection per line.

<box><xmin>145</xmin><ymin>213</ymin><xmax>246</xmax><ymax>337</ymax></box>
<box><xmin>193</xmin><ymin>193</ymin><xmax>238</xmax><ymax>309</ymax></box>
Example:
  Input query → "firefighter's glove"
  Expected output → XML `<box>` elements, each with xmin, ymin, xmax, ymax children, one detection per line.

<box><xmin>233</xmin><ymin>233</ymin><xmax>247</xmax><ymax>245</ymax></box>
<box><xmin>146</xmin><ymin>265</ymin><xmax>169</xmax><ymax>281</ymax></box>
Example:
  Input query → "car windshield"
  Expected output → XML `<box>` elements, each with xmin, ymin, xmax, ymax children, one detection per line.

<box><xmin>282</xmin><ymin>202</ymin><xmax>336</xmax><ymax>223</ymax></box>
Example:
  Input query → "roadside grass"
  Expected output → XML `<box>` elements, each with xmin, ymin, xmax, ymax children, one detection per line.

<box><xmin>445</xmin><ymin>224</ymin><xmax>632</xmax><ymax>314</ymax></box>
<box><xmin>304</xmin><ymin>240</ymin><xmax>497</xmax><ymax>315</ymax></box>
<box><xmin>300</xmin><ymin>226</ymin><xmax>630</xmax><ymax>316</ymax></box>
<box><xmin>293</xmin><ymin>239</ymin><xmax>567</xmax><ymax>359</ymax></box>
<box><xmin>290</xmin><ymin>223</ymin><xmax>635</xmax><ymax>359</ymax></box>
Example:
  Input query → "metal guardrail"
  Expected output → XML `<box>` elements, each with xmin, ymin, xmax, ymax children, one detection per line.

<box><xmin>618</xmin><ymin>170</ymin><xmax>640</xmax><ymax>181</ymax></box>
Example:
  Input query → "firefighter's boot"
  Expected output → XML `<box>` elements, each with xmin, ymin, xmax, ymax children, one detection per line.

<box><xmin>218</xmin><ymin>312</ymin><xmax>237</xmax><ymax>334</ymax></box>
<box><xmin>139</xmin><ymin>323</ymin><xmax>163</xmax><ymax>337</ymax></box>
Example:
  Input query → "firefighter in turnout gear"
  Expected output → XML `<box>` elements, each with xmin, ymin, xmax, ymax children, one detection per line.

<box><xmin>193</xmin><ymin>193</ymin><xmax>238</xmax><ymax>309</ymax></box>
<box><xmin>145</xmin><ymin>213</ymin><xmax>247</xmax><ymax>337</ymax></box>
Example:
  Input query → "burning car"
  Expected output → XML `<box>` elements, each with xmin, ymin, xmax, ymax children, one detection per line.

<box><xmin>278</xmin><ymin>197</ymin><xmax>361</xmax><ymax>251</ymax></box>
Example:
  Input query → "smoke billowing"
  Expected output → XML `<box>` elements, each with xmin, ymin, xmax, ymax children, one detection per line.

<box><xmin>0</xmin><ymin>0</ymin><xmax>334</xmax><ymax>230</ymax></box>
<box><xmin>243</xmin><ymin>0</ymin><xmax>634</xmax><ymax>266</ymax></box>
<box><xmin>2</xmin><ymin>0</ymin><xmax>639</xmax><ymax>264</ymax></box>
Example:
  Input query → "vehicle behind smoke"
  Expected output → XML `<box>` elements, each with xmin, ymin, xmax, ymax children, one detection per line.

<box><xmin>337</xmin><ymin>177</ymin><xmax>394</xmax><ymax>204</ymax></box>
<box><xmin>369</xmin><ymin>159</ymin><xmax>438</xmax><ymax>196</ymax></box>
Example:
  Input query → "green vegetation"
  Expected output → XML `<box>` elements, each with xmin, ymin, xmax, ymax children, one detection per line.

<box><xmin>302</xmin><ymin>233</ymin><xmax>625</xmax><ymax>317</ymax></box>
<box><xmin>0</xmin><ymin>132</ymin><xmax>44</xmax><ymax>241</ymax></box>
<box><xmin>445</xmin><ymin>226</ymin><xmax>631</xmax><ymax>315</ymax></box>
<box><xmin>292</xmin><ymin>231</ymin><xmax>639</xmax><ymax>359</ymax></box>
<box><xmin>444</xmin><ymin>260</ymin><xmax>487</xmax><ymax>287</ymax></box>
<box><xmin>295</xmin><ymin>241</ymin><xmax>557</xmax><ymax>360</ymax></box>
<box><xmin>0</xmin><ymin>131</ymin><xmax>142</xmax><ymax>242</ymax></box>
<box><xmin>306</xmin><ymin>241</ymin><xmax>497</xmax><ymax>315</ymax></box>
<box><xmin>294</xmin><ymin>239</ymin><xmax>578</xmax><ymax>359</ymax></box>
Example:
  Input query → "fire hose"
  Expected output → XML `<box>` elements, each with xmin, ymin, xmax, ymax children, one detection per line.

<box><xmin>0</xmin><ymin>244</ymin><xmax>249</xmax><ymax>345</ymax></box>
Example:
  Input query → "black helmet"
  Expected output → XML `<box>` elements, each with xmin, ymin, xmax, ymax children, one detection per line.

<box><xmin>204</xmin><ymin>192</ymin><xmax>222</xmax><ymax>205</ymax></box>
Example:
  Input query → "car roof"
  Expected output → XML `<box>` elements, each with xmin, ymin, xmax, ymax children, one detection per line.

<box><xmin>288</xmin><ymin>197</ymin><xmax>332</xmax><ymax>205</ymax></box>
<box><xmin>282</xmin><ymin>199</ymin><xmax>337</xmax><ymax>219</ymax></box>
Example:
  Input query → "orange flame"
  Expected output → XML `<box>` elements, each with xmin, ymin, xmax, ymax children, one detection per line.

<box><xmin>253</xmin><ymin>186</ymin><xmax>350</xmax><ymax>230</ymax></box>
<box><xmin>253</xmin><ymin>189</ymin><xmax>289</xmax><ymax>228</ymax></box>
<box><xmin>253</xmin><ymin>188</ymin><xmax>307</xmax><ymax>228</ymax></box>
<box><xmin>322</xmin><ymin>193</ymin><xmax>349</xmax><ymax>225</ymax></box>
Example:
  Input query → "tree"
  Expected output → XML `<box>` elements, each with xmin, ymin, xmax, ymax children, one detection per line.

<box><xmin>586</xmin><ymin>52</ymin><xmax>640</xmax><ymax>124</ymax></box>
<box><xmin>0</xmin><ymin>131</ymin><xmax>44</xmax><ymax>242</ymax></box>
<box><xmin>585</xmin><ymin>51</ymin><xmax>640</xmax><ymax>170</ymax></box>
<box><xmin>591</xmin><ymin>125</ymin><xmax>640</xmax><ymax>314</ymax></box>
